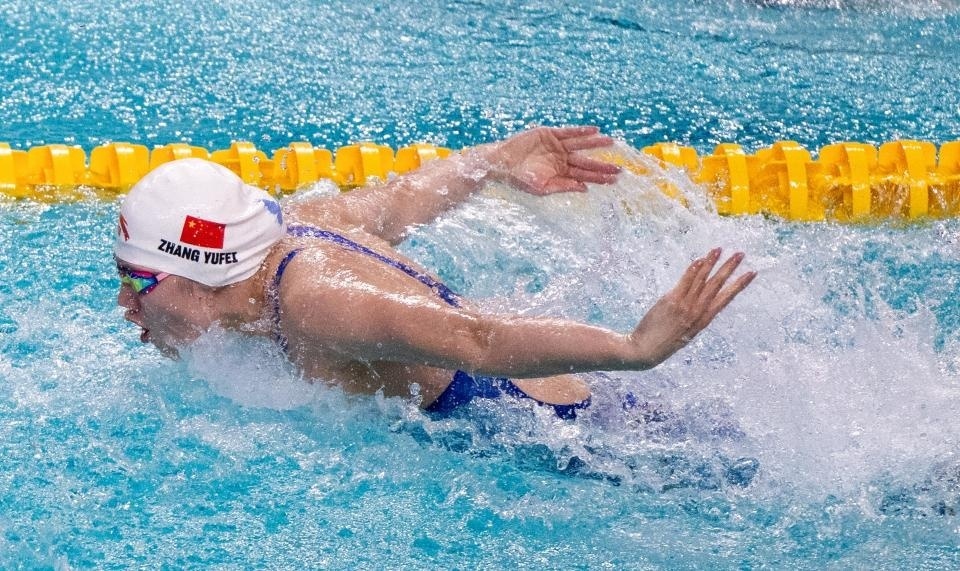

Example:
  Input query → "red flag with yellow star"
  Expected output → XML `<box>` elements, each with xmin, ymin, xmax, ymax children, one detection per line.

<box><xmin>180</xmin><ymin>216</ymin><xmax>225</xmax><ymax>249</ymax></box>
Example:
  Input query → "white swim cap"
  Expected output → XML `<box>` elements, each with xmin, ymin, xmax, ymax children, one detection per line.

<box><xmin>114</xmin><ymin>159</ymin><xmax>286</xmax><ymax>287</ymax></box>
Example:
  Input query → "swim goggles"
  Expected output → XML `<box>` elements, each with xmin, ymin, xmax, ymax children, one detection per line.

<box><xmin>117</xmin><ymin>264</ymin><xmax>170</xmax><ymax>296</ymax></box>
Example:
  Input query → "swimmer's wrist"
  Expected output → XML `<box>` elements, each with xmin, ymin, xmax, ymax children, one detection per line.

<box><xmin>622</xmin><ymin>332</ymin><xmax>656</xmax><ymax>371</ymax></box>
<box><xmin>461</xmin><ymin>143</ymin><xmax>510</xmax><ymax>182</ymax></box>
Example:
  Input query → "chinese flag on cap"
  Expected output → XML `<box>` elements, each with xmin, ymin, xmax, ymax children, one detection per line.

<box><xmin>180</xmin><ymin>216</ymin><xmax>226</xmax><ymax>249</ymax></box>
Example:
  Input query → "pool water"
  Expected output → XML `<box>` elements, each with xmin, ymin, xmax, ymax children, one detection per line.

<box><xmin>2</xmin><ymin>0</ymin><xmax>960</xmax><ymax>568</ymax></box>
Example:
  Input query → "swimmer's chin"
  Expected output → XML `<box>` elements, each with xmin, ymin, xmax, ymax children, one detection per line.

<box><xmin>141</xmin><ymin>329</ymin><xmax>186</xmax><ymax>360</ymax></box>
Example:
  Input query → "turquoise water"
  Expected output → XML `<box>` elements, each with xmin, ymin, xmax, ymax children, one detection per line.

<box><xmin>3</xmin><ymin>0</ymin><xmax>960</xmax><ymax>568</ymax></box>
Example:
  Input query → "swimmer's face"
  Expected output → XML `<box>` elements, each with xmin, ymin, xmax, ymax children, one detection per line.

<box><xmin>116</xmin><ymin>260</ymin><xmax>214</xmax><ymax>357</ymax></box>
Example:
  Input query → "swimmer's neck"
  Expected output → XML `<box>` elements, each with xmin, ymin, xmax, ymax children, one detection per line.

<box><xmin>188</xmin><ymin>259</ymin><xmax>274</xmax><ymax>337</ymax></box>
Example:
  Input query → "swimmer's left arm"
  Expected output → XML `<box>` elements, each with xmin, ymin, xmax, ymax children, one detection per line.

<box><xmin>278</xmin><ymin>249</ymin><xmax>754</xmax><ymax>378</ymax></box>
<box><xmin>286</xmin><ymin>127</ymin><xmax>621</xmax><ymax>244</ymax></box>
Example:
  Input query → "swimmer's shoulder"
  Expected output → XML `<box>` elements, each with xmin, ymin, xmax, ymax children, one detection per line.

<box><xmin>284</xmin><ymin>203</ymin><xmax>392</xmax><ymax>251</ymax></box>
<box><xmin>283</xmin><ymin>199</ymin><xmax>343</xmax><ymax>230</ymax></box>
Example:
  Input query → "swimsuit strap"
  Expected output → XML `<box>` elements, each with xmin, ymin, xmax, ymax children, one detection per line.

<box><xmin>270</xmin><ymin>247</ymin><xmax>304</xmax><ymax>352</ymax></box>
<box><xmin>286</xmin><ymin>224</ymin><xmax>462</xmax><ymax>307</ymax></box>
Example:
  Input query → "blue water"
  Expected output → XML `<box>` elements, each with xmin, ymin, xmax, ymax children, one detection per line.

<box><xmin>3</xmin><ymin>0</ymin><xmax>960</xmax><ymax>568</ymax></box>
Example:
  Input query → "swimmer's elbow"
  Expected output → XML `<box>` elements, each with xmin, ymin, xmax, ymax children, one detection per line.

<box><xmin>449</xmin><ymin>315</ymin><xmax>498</xmax><ymax>373</ymax></box>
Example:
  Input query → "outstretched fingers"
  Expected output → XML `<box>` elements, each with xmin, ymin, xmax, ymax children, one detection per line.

<box><xmin>551</xmin><ymin>125</ymin><xmax>615</xmax><ymax>156</ymax></box>
<box><xmin>547</xmin><ymin>153</ymin><xmax>620</xmax><ymax>188</ymax></box>
<box><xmin>698</xmin><ymin>252</ymin><xmax>744</xmax><ymax>302</ymax></box>
<box><xmin>568</xmin><ymin>152</ymin><xmax>621</xmax><ymax>173</ymax></box>
<box><xmin>705</xmin><ymin>271</ymin><xmax>757</xmax><ymax>320</ymax></box>
<box><xmin>550</xmin><ymin>126</ymin><xmax>602</xmax><ymax>140</ymax></box>
<box><xmin>683</xmin><ymin>248</ymin><xmax>721</xmax><ymax>305</ymax></box>
<box><xmin>676</xmin><ymin>250</ymin><xmax>755</xmax><ymax>335</ymax></box>
<box><xmin>568</xmin><ymin>166</ymin><xmax>619</xmax><ymax>185</ymax></box>
<box><xmin>562</xmin><ymin>134</ymin><xmax>615</xmax><ymax>152</ymax></box>
<box><xmin>689</xmin><ymin>266</ymin><xmax>756</xmax><ymax>333</ymax></box>
<box><xmin>672</xmin><ymin>255</ymin><xmax>710</xmax><ymax>301</ymax></box>
<box><xmin>543</xmin><ymin>178</ymin><xmax>588</xmax><ymax>193</ymax></box>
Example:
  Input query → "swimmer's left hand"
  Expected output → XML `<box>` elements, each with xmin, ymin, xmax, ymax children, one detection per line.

<box><xmin>627</xmin><ymin>249</ymin><xmax>757</xmax><ymax>369</ymax></box>
<box><xmin>486</xmin><ymin>126</ymin><xmax>622</xmax><ymax>195</ymax></box>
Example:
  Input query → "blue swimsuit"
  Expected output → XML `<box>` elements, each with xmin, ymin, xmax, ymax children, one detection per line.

<box><xmin>272</xmin><ymin>224</ymin><xmax>591</xmax><ymax>419</ymax></box>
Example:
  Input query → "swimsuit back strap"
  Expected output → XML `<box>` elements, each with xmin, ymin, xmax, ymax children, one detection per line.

<box><xmin>286</xmin><ymin>224</ymin><xmax>462</xmax><ymax>307</ymax></box>
<box><xmin>270</xmin><ymin>247</ymin><xmax>304</xmax><ymax>352</ymax></box>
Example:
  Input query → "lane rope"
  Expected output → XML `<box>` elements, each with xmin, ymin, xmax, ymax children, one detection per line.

<box><xmin>2</xmin><ymin>138</ymin><xmax>958</xmax><ymax>221</ymax></box>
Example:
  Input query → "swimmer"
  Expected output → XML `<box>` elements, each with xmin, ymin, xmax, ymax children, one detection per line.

<box><xmin>115</xmin><ymin>126</ymin><xmax>756</xmax><ymax>417</ymax></box>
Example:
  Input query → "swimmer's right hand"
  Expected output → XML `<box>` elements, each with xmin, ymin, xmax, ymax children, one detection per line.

<box><xmin>484</xmin><ymin>126</ymin><xmax>622</xmax><ymax>195</ymax></box>
<box><xmin>627</xmin><ymin>249</ymin><xmax>756</xmax><ymax>369</ymax></box>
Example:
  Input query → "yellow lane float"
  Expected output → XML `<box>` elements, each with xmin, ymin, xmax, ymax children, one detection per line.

<box><xmin>1</xmin><ymin>138</ymin><xmax>958</xmax><ymax>222</ymax></box>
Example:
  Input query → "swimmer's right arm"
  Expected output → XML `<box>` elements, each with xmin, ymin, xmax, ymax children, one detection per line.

<box><xmin>280</xmin><ymin>249</ymin><xmax>755</xmax><ymax>378</ymax></box>
<box><xmin>285</xmin><ymin>126</ymin><xmax>621</xmax><ymax>245</ymax></box>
